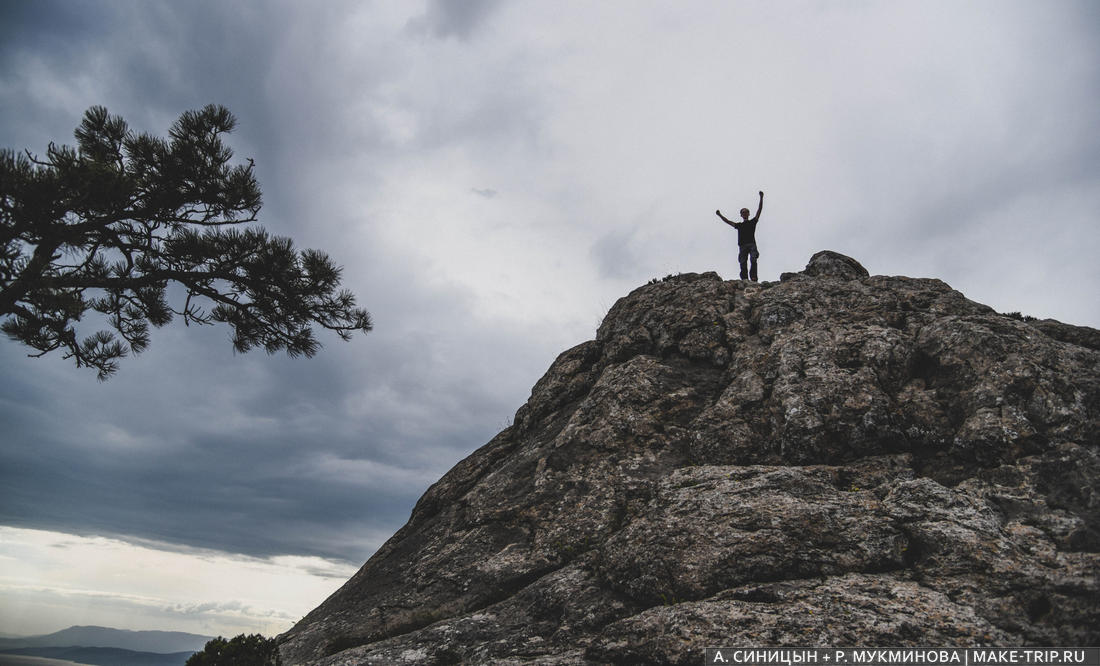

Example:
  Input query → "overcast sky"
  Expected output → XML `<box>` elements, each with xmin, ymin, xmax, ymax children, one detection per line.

<box><xmin>2</xmin><ymin>0</ymin><xmax>1098</xmax><ymax>639</ymax></box>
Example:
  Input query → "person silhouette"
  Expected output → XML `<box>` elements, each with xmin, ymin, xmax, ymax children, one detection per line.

<box><xmin>716</xmin><ymin>190</ymin><xmax>764</xmax><ymax>281</ymax></box>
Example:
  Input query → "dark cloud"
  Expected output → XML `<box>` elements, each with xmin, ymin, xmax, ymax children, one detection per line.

<box><xmin>0</xmin><ymin>330</ymin><xmax>521</xmax><ymax>564</ymax></box>
<box><xmin>406</xmin><ymin>0</ymin><xmax>503</xmax><ymax>41</ymax></box>
<box><xmin>0</xmin><ymin>0</ymin><xmax>115</xmax><ymax>62</ymax></box>
<box><xmin>0</xmin><ymin>0</ymin><xmax>540</xmax><ymax>557</ymax></box>
<box><xmin>0</xmin><ymin>0</ymin><xmax>480</xmax><ymax>562</ymax></box>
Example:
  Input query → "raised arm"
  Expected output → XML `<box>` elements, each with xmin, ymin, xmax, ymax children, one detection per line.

<box><xmin>753</xmin><ymin>191</ymin><xmax>764</xmax><ymax>222</ymax></box>
<box><xmin>715</xmin><ymin>209</ymin><xmax>738</xmax><ymax>227</ymax></box>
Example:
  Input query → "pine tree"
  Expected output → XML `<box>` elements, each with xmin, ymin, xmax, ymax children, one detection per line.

<box><xmin>1</xmin><ymin>105</ymin><xmax>371</xmax><ymax>378</ymax></box>
<box><xmin>186</xmin><ymin>634</ymin><xmax>281</xmax><ymax>666</ymax></box>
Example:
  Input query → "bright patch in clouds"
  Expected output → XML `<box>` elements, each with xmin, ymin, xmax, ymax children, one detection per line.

<box><xmin>0</xmin><ymin>527</ymin><xmax>356</xmax><ymax>637</ymax></box>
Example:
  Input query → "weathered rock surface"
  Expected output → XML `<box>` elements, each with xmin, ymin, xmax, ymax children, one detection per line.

<box><xmin>279</xmin><ymin>251</ymin><xmax>1099</xmax><ymax>665</ymax></box>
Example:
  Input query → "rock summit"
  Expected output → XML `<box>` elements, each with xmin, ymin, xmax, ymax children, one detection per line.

<box><xmin>280</xmin><ymin>251</ymin><xmax>1098</xmax><ymax>665</ymax></box>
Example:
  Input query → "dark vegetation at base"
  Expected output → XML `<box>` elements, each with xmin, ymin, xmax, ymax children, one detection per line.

<box><xmin>185</xmin><ymin>634</ymin><xmax>280</xmax><ymax>666</ymax></box>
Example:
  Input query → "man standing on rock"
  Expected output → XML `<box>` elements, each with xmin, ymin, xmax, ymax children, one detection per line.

<box><xmin>716</xmin><ymin>190</ymin><xmax>764</xmax><ymax>281</ymax></box>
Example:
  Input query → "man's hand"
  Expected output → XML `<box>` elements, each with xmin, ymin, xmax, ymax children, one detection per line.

<box><xmin>716</xmin><ymin>209</ymin><xmax>721</xmax><ymax>215</ymax></box>
<box><xmin>759</xmin><ymin>191</ymin><xmax>764</xmax><ymax>197</ymax></box>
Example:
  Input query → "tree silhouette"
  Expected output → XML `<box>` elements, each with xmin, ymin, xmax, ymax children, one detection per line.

<box><xmin>1</xmin><ymin>105</ymin><xmax>371</xmax><ymax>378</ymax></box>
<box><xmin>186</xmin><ymin>633</ymin><xmax>281</xmax><ymax>666</ymax></box>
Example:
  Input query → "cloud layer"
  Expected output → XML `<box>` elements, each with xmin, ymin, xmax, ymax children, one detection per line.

<box><xmin>0</xmin><ymin>527</ymin><xmax>356</xmax><ymax>636</ymax></box>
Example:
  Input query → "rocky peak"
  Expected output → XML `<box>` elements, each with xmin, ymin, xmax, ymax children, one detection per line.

<box><xmin>279</xmin><ymin>252</ymin><xmax>1099</xmax><ymax>665</ymax></box>
<box><xmin>787</xmin><ymin>249</ymin><xmax>870</xmax><ymax>280</ymax></box>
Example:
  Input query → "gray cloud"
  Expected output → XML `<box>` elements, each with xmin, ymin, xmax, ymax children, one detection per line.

<box><xmin>406</xmin><ymin>0</ymin><xmax>504</xmax><ymax>41</ymax></box>
<box><xmin>0</xmin><ymin>304</ymin><xmax>533</xmax><ymax>563</ymax></box>
<box><xmin>591</xmin><ymin>227</ymin><xmax>643</xmax><ymax>281</ymax></box>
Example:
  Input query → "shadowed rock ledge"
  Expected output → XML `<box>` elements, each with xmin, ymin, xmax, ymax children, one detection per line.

<box><xmin>279</xmin><ymin>251</ymin><xmax>1099</xmax><ymax>665</ymax></box>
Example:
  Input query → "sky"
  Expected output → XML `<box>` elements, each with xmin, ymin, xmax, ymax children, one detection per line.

<box><xmin>2</xmin><ymin>0</ymin><xmax>1098</xmax><ymax>639</ymax></box>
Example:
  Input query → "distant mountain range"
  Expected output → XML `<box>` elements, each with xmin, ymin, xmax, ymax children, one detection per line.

<box><xmin>0</xmin><ymin>626</ymin><xmax>213</xmax><ymax>666</ymax></box>
<box><xmin>0</xmin><ymin>645</ymin><xmax>194</xmax><ymax>666</ymax></box>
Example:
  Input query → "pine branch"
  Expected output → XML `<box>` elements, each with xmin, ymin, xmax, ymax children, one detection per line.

<box><xmin>1</xmin><ymin>104</ymin><xmax>370</xmax><ymax>378</ymax></box>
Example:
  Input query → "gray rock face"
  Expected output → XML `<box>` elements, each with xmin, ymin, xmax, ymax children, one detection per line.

<box><xmin>279</xmin><ymin>253</ymin><xmax>1099</xmax><ymax>665</ymax></box>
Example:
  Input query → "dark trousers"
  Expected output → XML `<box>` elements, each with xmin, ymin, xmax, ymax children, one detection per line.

<box><xmin>738</xmin><ymin>243</ymin><xmax>759</xmax><ymax>281</ymax></box>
